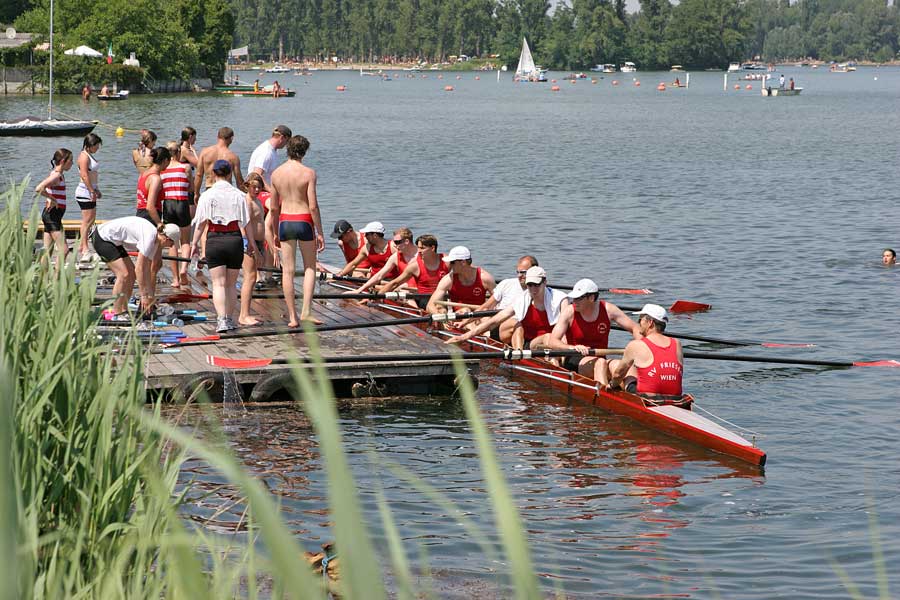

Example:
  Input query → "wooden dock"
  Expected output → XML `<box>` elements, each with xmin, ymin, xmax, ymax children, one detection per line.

<box><xmin>92</xmin><ymin>265</ymin><xmax>478</xmax><ymax>402</ymax></box>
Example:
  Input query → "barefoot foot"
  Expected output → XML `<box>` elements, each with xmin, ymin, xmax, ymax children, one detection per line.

<box><xmin>239</xmin><ymin>317</ymin><xmax>262</xmax><ymax>326</ymax></box>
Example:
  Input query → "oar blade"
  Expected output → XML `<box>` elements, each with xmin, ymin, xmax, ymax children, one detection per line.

<box><xmin>669</xmin><ymin>300</ymin><xmax>712</xmax><ymax>313</ymax></box>
<box><xmin>177</xmin><ymin>334</ymin><xmax>221</xmax><ymax>344</ymax></box>
<box><xmin>852</xmin><ymin>360</ymin><xmax>900</xmax><ymax>368</ymax></box>
<box><xmin>165</xmin><ymin>293</ymin><xmax>211</xmax><ymax>303</ymax></box>
<box><xmin>207</xmin><ymin>355</ymin><xmax>273</xmax><ymax>369</ymax></box>
<box><xmin>761</xmin><ymin>342</ymin><xmax>817</xmax><ymax>348</ymax></box>
<box><xmin>608</xmin><ymin>288</ymin><xmax>653</xmax><ymax>295</ymax></box>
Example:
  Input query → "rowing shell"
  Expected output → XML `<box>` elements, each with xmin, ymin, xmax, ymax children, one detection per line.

<box><xmin>320</xmin><ymin>270</ymin><xmax>766</xmax><ymax>467</ymax></box>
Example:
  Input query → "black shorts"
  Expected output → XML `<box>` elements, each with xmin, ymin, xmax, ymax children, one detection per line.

<box><xmin>278</xmin><ymin>219</ymin><xmax>314</xmax><ymax>242</ymax></box>
<box><xmin>91</xmin><ymin>228</ymin><xmax>128</xmax><ymax>263</ymax></box>
<box><xmin>41</xmin><ymin>205</ymin><xmax>66</xmax><ymax>232</ymax></box>
<box><xmin>135</xmin><ymin>208</ymin><xmax>156</xmax><ymax>224</ymax></box>
<box><xmin>76</xmin><ymin>198</ymin><xmax>97</xmax><ymax>210</ymax></box>
<box><xmin>188</xmin><ymin>190</ymin><xmax>195</xmax><ymax>205</ymax></box>
<box><xmin>205</xmin><ymin>231</ymin><xmax>243</xmax><ymax>269</ymax></box>
<box><xmin>163</xmin><ymin>200</ymin><xmax>192</xmax><ymax>228</ymax></box>
<box><xmin>563</xmin><ymin>354</ymin><xmax>584</xmax><ymax>372</ymax></box>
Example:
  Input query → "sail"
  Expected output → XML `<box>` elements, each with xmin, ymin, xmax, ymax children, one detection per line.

<box><xmin>516</xmin><ymin>38</ymin><xmax>536</xmax><ymax>77</ymax></box>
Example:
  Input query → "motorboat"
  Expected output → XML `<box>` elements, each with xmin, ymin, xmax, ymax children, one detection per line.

<box><xmin>620</xmin><ymin>61</ymin><xmax>637</xmax><ymax>73</ymax></box>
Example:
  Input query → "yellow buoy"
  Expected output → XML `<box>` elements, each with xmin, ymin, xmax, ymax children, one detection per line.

<box><xmin>115</xmin><ymin>127</ymin><xmax>125</xmax><ymax>137</ymax></box>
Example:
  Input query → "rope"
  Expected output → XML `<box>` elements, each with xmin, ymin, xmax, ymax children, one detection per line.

<box><xmin>692</xmin><ymin>403</ymin><xmax>763</xmax><ymax>437</ymax></box>
<box><xmin>52</xmin><ymin>107</ymin><xmax>143</xmax><ymax>135</ymax></box>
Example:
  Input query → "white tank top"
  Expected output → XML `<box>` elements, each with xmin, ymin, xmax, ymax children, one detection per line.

<box><xmin>75</xmin><ymin>151</ymin><xmax>99</xmax><ymax>199</ymax></box>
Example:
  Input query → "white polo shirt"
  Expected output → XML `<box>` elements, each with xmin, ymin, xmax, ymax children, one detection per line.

<box><xmin>492</xmin><ymin>277</ymin><xmax>525</xmax><ymax>309</ymax></box>
<box><xmin>247</xmin><ymin>140</ymin><xmax>278</xmax><ymax>185</ymax></box>
<box><xmin>97</xmin><ymin>216</ymin><xmax>159</xmax><ymax>257</ymax></box>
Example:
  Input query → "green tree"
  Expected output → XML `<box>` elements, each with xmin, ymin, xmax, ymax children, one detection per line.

<box><xmin>665</xmin><ymin>0</ymin><xmax>748</xmax><ymax>69</ymax></box>
<box><xmin>628</xmin><ymin>0</ymin><xmax>672</xmax><ymax>69</ymax></box>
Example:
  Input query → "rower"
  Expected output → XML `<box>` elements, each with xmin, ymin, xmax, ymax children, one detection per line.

<box><xmin>445</xmin><ymin>265</ymin><xmax>567</xmax><ymax>350</ymax></box>
<box><xmin>608</xmin><ymin>304</ymin><xmax>683</xmax><ymax>398</ymax></box>
<box><xmin>547</xmin><ymin>278</ymin><xmax>641</xmax><ymax>386</ymax></box>
<box><xmin>337</xmin><ymin>221</ymin><xmax>395</xmax><ymax>277</ymax></box>
<box><xmin>352</xmin><ymin>227</ymin><xmax>417</xmax><ymax>295</ymax></box>
<box><xmin>882</xmin><ymin>248</ymin><xmax>896</xmax><ymax>266</ymax></box>
<box><xmin>378</xmin><ymin>234</ymin><xmax>448</xmax><ymax>308</ymax></box>
<box><xmin>426</xmin><ymin>246</ymin><xmax>496</xmax><ymax>322</ymax></box>
<box><xmin>470</xmin><ymin>255</ymin><xmax>537</xmax><ymax>343</ymax></box>
<box><xmin>331</xmin><ymin>219</ymin><xmax>369</xmax><ymax>276</ymax></box>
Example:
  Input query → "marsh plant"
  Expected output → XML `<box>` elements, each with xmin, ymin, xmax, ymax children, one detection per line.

<box><xmin>1</xmin><ymin>181</ymin><xmax>541</xmax><ymax>598</ymax></box>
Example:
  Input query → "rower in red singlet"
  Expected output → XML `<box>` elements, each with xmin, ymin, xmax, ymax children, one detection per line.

<box><xmin>379</xmin><ymin>234</ymin><xmax>448</xmax><ymax>308</ymax></box>
<box><xmin>337</xmin><ymin>221</ymin><xmax>392</xmax><ymax>277</ymax></box>
<box><xmin>609</xmin><ymin>304</ymin><xmax>683</xmax><ymax>397</ymax></box>
<box><xmin>135</xmin><ymin>147</ymin><xmax>170</xmax><ymax>226</ymax></box>
<box><xmin>426</xmin><ymin>246</ymin><xmax>496</xmax><ymax>316</ymax></box>
<box><xmin>331</xmin><ymin>219</ymin><xmax>370</xmax><ymax>275</ymax></box>
<box><xmin>548</xmin><ymin>278</ymin><xmax>641</xmax><ymax>386</ymax></box>
<box><xmin>352</xmin><ymin>227</ymin><xmax>416</xmax><ymax>299</ymax></box>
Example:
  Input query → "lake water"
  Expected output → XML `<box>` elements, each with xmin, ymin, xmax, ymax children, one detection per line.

<box><xmin>3</xmin><ymin>67</ymin><xmax>900</xmax><ymax>597</ymax></box>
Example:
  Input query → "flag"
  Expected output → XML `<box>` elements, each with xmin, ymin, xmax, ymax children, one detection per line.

<box><xmin>106</xmin><ymin>42</ymin><xmax>113</xmax><ymax>64</ymax></box>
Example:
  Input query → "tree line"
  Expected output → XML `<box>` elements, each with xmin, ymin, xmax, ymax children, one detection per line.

<box><xmin>8</xmin><ymin>0</ymin><xmax>900</xmax><ymax>80</ymax></box>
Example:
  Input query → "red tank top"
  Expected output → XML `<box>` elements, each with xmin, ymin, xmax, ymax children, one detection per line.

<box><xmin>520</xmin><ymin>303</ymin><xmax>552</xmax><ymax>340</ymax></box>
<box><xmin>341</xmin><ymin>232</ymin><xmax>368</xmax><ymax>267</ymax></box>
<box><xmin>568</xmin><ymin>301</ymin><xmax>610</xmax><ymax>348</ymax></box>
<box><xmin>449</xmin><ymin>267</ymin><xmax>487</xmax><ymax>305</ymax></box>
<box><xmin>392</xmin><ymin>250</ymin><xmax>415</xmax><ymax>282</ymax></box>
<box><xmin>636</xmin><ymin>338</ymin><xmax>683</xmax><ymax>395</ymax></box>
<box><xmin>161</xmin><ymin>164</ymin><xmax>190</xmax><ymax>201</ymax></box>
<box><xmin>136</xmin><ymin>171</ymin><xmax>161</xmax><ymax>211</ymax></box>
<box><xmin>366</xmin><ymin>240</ymin><xmax>394</xmax><ymax>275</ymax></box>
<box><xmin>414</xmin><ymin>253</ymin><xmax>449</xmax><ymax>295</ymax></box>
<box><xmin>258</xmin><ymin>190</ymin><xmax>271</xmax><ymax>217</ymax></box>
<box><xmin>48</xmin><ymin>172</ymin><xmax>66</xmax><ymax>206</ymax></box>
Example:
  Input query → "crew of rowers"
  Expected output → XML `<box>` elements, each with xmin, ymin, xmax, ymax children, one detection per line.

<box><xmin>331</xmin><ymin>219</ymin><xmax>683</xmax><ymax>397</ymax></box>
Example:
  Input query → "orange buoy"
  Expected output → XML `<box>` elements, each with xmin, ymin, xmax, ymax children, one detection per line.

<box><xmin>438</xmin><ymin>74</ymin><xmax>443</xmax><ymax>79</ymax></box>
<box><xmin>444</xmin><ymin>85</ymin><xmax>454</xmax><ymax>91</ymax></box>
<box><xmin>745</xmin><ymin>84</ymin><xmax>752</xmax><ymax>90</ymax></box>
<box><xmin>657</xmin><ymin>83</ymin><xmax>666</xmax><ymax>91</ymax></box>
<box><xmin>474</xmin><ymin>76</ymin><xmax>480</xmax><ymax>80</ymax></box>
<box><xmin>734</xmin><ymin>84</ymin><xmax>741</xmax><ymax>90</ymax></box>
<box><xmin>612</xmin><ymin>80</ymin><xmax>619</xmax><ymax>86</ymax></box>
<box><xmin>570</xmin><ymin>79</ymin><xmax>576</xmax><ymax>84</ymax></box>
<box><xmin>551</xmin><ymin>79</ymin><xmax>557</xmax><ymax>83</ymax></box>
<box><xmin>336</xmin><ymin>85</ymin><xmax>346</xmax><ymax>91</ymax></box>
<box><xmin>550</xmin><ymin>85</ymin><xmax>561</xmax><ymax>91</ymax></box>
<box><xmin>591</xmin><ymin>78</ymin><xmax>598</xmax><ymax>84</ymax></box>
<box><xmin>634</xmin><ymin>80</ymin><xmax>641</xmax><ymax>86</ymax></box>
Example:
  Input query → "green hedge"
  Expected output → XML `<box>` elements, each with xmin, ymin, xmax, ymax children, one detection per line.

<box><xmin>26</xmin><ymin>57</ymin><xmax>145</xmax><ymax>93</ymax></box>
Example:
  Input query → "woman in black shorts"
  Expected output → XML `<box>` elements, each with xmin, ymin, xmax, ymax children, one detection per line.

<box><xmin>34</xmin><ymin>148</ymin><xmax>74</xmax><ymax>259</ymax></box>
<box><xmin>161</xmin><ymin>141</ymin><xmax>194</xmax><ymax>287</ymax></box>
<box><xmin>190</xmin><ymin>159</ymin><xmax>257</xmax><ymax>332</ymax></box>
<box><xmin>75</xmin><ymin>133</ymin><xmax>102</xmax><ymax>262</ymax></box>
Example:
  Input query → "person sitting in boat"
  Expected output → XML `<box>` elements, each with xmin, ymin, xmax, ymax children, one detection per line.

<box><xmin>377</xmin><ymin>234</ymin><xmax>448</xmax><ymax>308</ymax></box>
<box><xmin>272</xmin><ymin>80</ymin><xmax>281</xmax><ymax>97</ymax></box>
<box><xmin>99</xmin><ymin>83</ymin><xmax>109</xmax><ymax>97</ymax></box>
<box><xmin>608</xmin><ymin>304</ymin><xmax>683</xmax><ymax>399</ymax></box>
<box><xmin>253</xmin><ymin>78</ymin><xmax>260</xmax><ymax>92</ymax></box>
<box><xmin>674</xmin><ymin>77</ymin><xmax>680</xmax><ymax>87</ymax></box>
<box><xmin>426</xmin><ymin>246</ymin><xmax>496</xmax><ymax>330</ymax></box>
<box><xmin>337</xmin><ymin>221</ymin><xmax>395</xmax><ymax>278</ymax></box>
<box><xmin>547</xmin><ymin>279</ymin><xmax>641</xmax><ymax>387</ymax></box>
<box><xmin>351</xmin><ymin>227</ymin><xmax>419</xmax><ymax>299</ymax></box>
<box><xmin>882</xmin><ymin>248</ymin><xmax>896</xmax><ymax>266</ymax></box>
<box><xmin>463</xmin><ymin>255</ymin><xmax>538</xmax><ymax>344</ymax></box>
<box><xmin>789</xmin><ymin>77</ymin><xmax>795</xmax><ymax>91</ymax></box>
<box><xmin>331</xmin><ymin>219</ymin><xmax>369</xmax><ymax>276</ymax></box>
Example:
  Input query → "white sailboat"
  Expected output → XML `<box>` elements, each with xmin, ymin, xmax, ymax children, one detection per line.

<box><xmin>514</xmin><ymin>38</ymin><xmax>546</xmax><ymax>82</ymax></box>
<box><xmin>0</xmin><ymin>0</ymin><xmax>97</xmax><ymax>136</ymax></box>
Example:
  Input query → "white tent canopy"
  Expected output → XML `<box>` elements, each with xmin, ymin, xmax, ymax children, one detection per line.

<box><xmin>64</xmin><ymin>45</ymin><xmax>103</xmax><ymax>57</ymax></box>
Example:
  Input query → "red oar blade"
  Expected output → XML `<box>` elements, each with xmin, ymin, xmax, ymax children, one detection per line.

<box><xmin>165</xmin><ymin>293</ymin><xmax>211</xmax><ymax>303</ymax></box>
<box><xmin>207</xmin><ymin>355</ymin><xmax>273</xmax><ymax>369</ymax></box>
<box><xmin>669</xmin><ymin>300</ymin><xmax>712</xmax><ymax>313</ymax></box>
<box><xmin>852</xmin><ymin>360</ymin><xmax>900</xmax><ymax>368</ymax></box>
<box><xmin>176</xmin><ymin>335</ymin><xmax>221</xmax><ymax>344</ymax></box>
<box><xmin>761</xmin><ymin>342</ymin><xmax>817</xmax><ymax>348</ymax></box>
<box><xmin>608</xmin><ymin>288</ymin><xmax>653</xmax><ymax>295</ymax></box>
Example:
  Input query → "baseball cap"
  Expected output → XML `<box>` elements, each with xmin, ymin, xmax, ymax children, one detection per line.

<box><xmin>567</xmin><ymin>278</ymin><xmax>600</xmax><ymax>299</ymax></box>
<box><xmin>212</xmin><ymin>159</ymin><xmax>231</xmax><ymax>175</ymax></box>
<box><xmin>633</xmin><ymin>303</ymin><xmax>668</xmax><ymax>322</ymax></box>
<box><xmin>359</xmin><ymin>221</ymin><xmax>385</xmax><ymax>235</ymax></box>
<box><xmin>330</xmin><ymin>219</ymin><xmax>352</xmax><ymax>239</ymax></box>
<box><xmin>162</xmin><ymin>223</ymin><xmax>181</xmax><ymax>245</ymax></box>
<box><xmin>524</xmin><ymin>266</ymin><xmax>547</xmax><ymax>284</ymax></box>
<box><xmin>442</xmin><ymin>246</ymin><xmax>471</xmax><ymax>263</ymax></box>
<box><xmin>273</xmin><ymin>124</ymin><xmax>292</xmax><ymax>138</ymax></box>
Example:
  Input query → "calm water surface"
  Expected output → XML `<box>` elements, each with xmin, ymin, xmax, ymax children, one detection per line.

<box><xmin>3</xmin><ymin>68</ymin><xmax>900</xmax><ymax>597</ymax></box>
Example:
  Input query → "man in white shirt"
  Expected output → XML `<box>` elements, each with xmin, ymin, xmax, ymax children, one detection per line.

<box><xmin>466</xmin><ymin>255</ymin><xmax>538</xmax><ymax>343</ymax></box>
<box><xmin>248</xmin><ymin>124</ymin><xmax>291</xmax><ymax>186</ymax></box>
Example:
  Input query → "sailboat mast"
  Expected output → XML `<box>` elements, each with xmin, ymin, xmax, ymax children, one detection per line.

<box><xmin>48</xmin><ymin>0</ymin><xmax>54</xmax><ymax>119</ymax></box>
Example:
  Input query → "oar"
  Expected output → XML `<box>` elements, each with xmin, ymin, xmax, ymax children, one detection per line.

<box><xmin>171</xmin><ymin>309</ymin><xmax>500</xmax><ymax>346</ymax></box>
<box><xmin>251</xmin><ymin>291</ymin><xmax>432</xmax><ymax>301</ymax></box>
<box><xmin>616</xmin><ymin>301</ymin><xmax>711</xmax><ymax>314</ymax></box>
<box><xmin>206</xmin><ymin>347</ymin><xmax>626</xmax><ymax>369</ymax></box>
<box><xmin>682</xmin><ymin>351</ymin><xmax>900</xmax><ymax>369</ymax></box>
<box><xmin>609</xmin><ymin>324</ymin><xmax>815</xmax><ymax>348</ymax></box>
<box><xmin>552</xmin><ymin>283</ymin><xmax>653</xmax><ymax>295</ymax></box>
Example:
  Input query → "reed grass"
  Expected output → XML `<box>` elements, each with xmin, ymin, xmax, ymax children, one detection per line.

<box><xmin>3</xmin><ymin>178</ymin><xmax>546</xmax><ymax>598</ymax></box>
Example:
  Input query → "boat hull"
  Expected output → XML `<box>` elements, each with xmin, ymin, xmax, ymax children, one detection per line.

<box><xmin>0</xmin><ymin>120</ymin><xmax>97</xmax><ymax>137</ymax></box>
<box><xmin>220</xmin><ymin>90</ymin><xmax>296</xmax><ymax>97</ymax></box>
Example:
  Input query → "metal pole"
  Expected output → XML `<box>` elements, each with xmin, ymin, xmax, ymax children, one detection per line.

<box><xmin>48</xmin><ymin>0</ymin><xmax>53</xmax><ymax>119</ymax></box>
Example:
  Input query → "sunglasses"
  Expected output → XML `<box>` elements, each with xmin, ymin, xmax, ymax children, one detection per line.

<box><xmin>526</xmin><ymin>281</ymin><xmax>543</xmax><ymax>288</ymax></box>
<box><xmin>392</xmin><ymin>238</ymin><xmax>406</xmax><ymax>244</ymax></box>
<box><xmin>516</xmin><ymin>270</ymin><xmax>528</xmax><ymax>275</ymax></box>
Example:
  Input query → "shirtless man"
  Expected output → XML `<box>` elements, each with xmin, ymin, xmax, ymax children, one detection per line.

<box><xmin>194</xmin><ymin>127</ymin><xmax>245</xmax><ymax>193</ymax></box>
<box><xmin>426</xmin><ymin>246</ymin><xmax>496</xmax><ymax>315</ymax></box>
<box><xmin>267</xmin><ymin>135</ymin><xmax>325</xmax><ymax>326</ymax></box>
<box><xmin>238</xmin><ymin>173</ymin><xmax>268</xmax><ymax>325</ymax></box>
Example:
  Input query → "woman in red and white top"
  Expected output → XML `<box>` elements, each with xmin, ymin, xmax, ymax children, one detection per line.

<box><xmin>135</xmin><ymin>146</ymin><xmax>170</xmax><ymax>226</ymax></box>
<box><xmin>34</xmin><ymin>148</ymin><xmax>74</xmax><ymax>258</ymax></box>
<box><xmin>161</xmin><ymin>141</ymin><xmax>194</xmax><ymax>287</ymax></box>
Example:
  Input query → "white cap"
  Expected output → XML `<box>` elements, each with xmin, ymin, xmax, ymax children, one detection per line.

<box><xmin>162</xmin><ymin>223</ymin><xmax>181</xmax><ymax>245</ymax></box>
<box><xmin>359</xmin><ymin>221</ymin><xmax>385</xmax><ymax>235</ymax></box>
<box><xmin>442</xmin><ymin>246</ymin><xmax>472</xmax><ymax>263</ymax></box>
<box><xmin>633</xmin><ymin>303</ymin><xmax>668</xmax><ymax>322</ymax></box>
<box><xmin>524</xmin><ymin>266</ymin><xmax>546</xmax><ymax>284</ymax></box>
<box><xmin>567</xmin><ymin>278</ymin><xmax>600</xmax><ymax>299</ymax></box>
